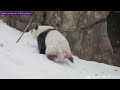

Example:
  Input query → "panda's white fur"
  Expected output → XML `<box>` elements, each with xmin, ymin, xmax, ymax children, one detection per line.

<box><xmin>31</xmin><ymin>25</ymin><xmax>73</xmax><ymax>63</ymax></box>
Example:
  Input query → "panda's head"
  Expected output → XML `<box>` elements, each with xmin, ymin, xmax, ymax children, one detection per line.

<box><xmin>31</xmin><ymin>24</ymin><xmax>55</xmax><ymax>39</ymax></box>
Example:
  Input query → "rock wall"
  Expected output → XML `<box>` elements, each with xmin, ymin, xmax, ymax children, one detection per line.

<box><xmin>1</xmin><ymin>11</ymin><xmax>45</xmax><ymax>32</ymax></box>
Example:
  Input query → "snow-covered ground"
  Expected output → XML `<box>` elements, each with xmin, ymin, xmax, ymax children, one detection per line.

<box><xmin>0</xmin><ymin>20</ymin><xmax>120</xmax><ymax>79</ymax></box>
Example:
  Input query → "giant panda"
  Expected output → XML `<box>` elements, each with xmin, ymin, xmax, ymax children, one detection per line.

<box><xmin>31</xmin><ymin>25</ymin><xmax>73</xmax><ymax>63</ymax></box>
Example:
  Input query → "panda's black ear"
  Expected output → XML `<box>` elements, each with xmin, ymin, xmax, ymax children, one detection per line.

<box><xmin>35</xmin><ymin>24</ymin><xmax>38</xmax><ymax>30</ymax></box>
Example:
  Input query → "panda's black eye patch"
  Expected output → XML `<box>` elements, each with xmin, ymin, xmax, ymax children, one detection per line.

<box><xmin>35</xmin><ymin>24</ymin><xmax>38</xmax><ymax>30</ymax></box>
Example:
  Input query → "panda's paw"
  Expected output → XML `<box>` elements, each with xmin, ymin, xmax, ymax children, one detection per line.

<box><xmin>47</xmin><ymin>54</ymin><xmax>58</xmax><ymax>61</ymax></box>
<box><xmin>68</xmin><ymin>57</ymin><xmax>74</xmax><ymax>63</ymax></box>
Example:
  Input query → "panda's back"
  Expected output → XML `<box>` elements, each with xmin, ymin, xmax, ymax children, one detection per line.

<box><xmin>45</xmin><ymin>30</ymin><xmax>71</xmax><ymax>52</ymax></box>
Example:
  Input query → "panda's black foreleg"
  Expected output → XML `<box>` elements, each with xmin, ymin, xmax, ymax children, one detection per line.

<box><xmin>40</xmin><ymin>49</ymin><xmax>46</xmax><ymax>54</ymax></box>
<box><xmin>38</xmin><ymin>45</ymin><xmax>45</xmax><ymax>54</ymax></box>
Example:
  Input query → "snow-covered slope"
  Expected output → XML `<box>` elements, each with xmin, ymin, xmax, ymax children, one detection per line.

<box><xmin>0</xmin><ymin>20</ymin><xmax>120</xmax><ymax>79</ymax></box>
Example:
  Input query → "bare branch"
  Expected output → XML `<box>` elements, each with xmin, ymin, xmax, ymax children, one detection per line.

<box><xmin>16</xmin><ymin>14</ymin><xmax>35</xmax><ymax>43</ymax></box>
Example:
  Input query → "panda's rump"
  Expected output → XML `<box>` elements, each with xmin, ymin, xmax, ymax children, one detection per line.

<box><xmin>45</xmin><ymin>30</ymin><xmax>72</xmax><ymax>61</ymax></box>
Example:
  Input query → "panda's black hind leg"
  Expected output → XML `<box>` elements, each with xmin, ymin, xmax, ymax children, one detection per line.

<box><xmin>68</xmin><ymin>57</ymin><xmax>74</xmax><ymax>63</ymax></box>
<box><xmin>47</xmin><ymin>54</ymin><xmax>57</xmax><ymax>61</ymax></box>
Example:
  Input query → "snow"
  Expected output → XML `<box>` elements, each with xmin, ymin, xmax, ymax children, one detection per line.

<box><xmin>0</xmin><ymin>20</ymin><xmax>120</xmax><ymax>79</ymax></box>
